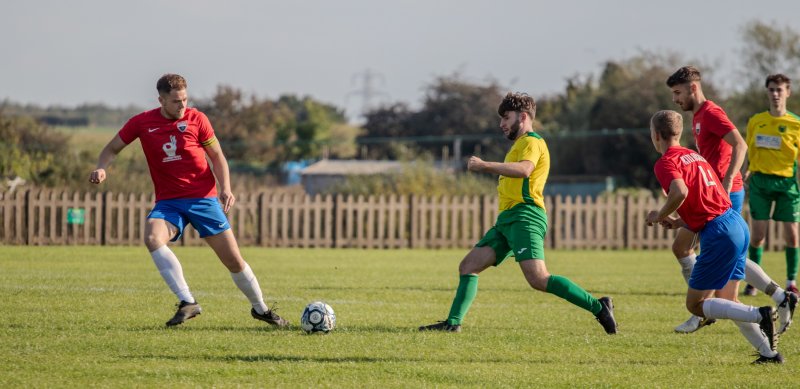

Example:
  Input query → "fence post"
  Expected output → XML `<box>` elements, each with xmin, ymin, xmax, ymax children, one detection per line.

<box><xmin>101</xmin><ymin>191</ymin><xmax>109</xmax><ymax>246</ymax></box>
<box><xmin>622</xmin><ymin>193</ymin><xmax>630</xmax><ymax>249</ymax></box>
<box><xmin>22</xmin><ymin>189</ymin><xmax>30</xmax><ymax>245</ymax></box>
<box><xmin>331</xmin><ymin>194</ymin><xmax>338</xmax><ymax>249</ymax></box>
<box><xmin>408</xmin><ymin>194</ymin><xmax>415</xmax><ymax>249</ymax></box>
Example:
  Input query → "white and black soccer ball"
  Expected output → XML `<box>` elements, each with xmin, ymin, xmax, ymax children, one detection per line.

<box><xmin>300</xmin><ymin>301</ymin><xmax>336</xmax><ymax>334</ymax></box>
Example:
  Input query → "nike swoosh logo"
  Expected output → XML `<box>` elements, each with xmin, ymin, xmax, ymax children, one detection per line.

<box><xmin>148</xmin><ymin>127</ymin><xmax>159</xmax><ymax>132</ymax></box>
<box><xmin>218</xmin><ymin>223</ymin><xmax>227</xmax><ymax>228</ymax></box>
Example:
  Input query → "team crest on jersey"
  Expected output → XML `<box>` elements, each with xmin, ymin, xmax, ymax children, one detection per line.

<box><xmin>694</xmin><ymin>123</ymin><xmax>701</xmax><ymax>135</ymax></box>
<box><xmin>779</xmin><ymin>125</ymin><xmax>787</xmax><ymax>133</ymax></box>
<box><xmin>177</xmin><ymin>121</ymin><xmax>188</xmax><ymax>132</ymax></box>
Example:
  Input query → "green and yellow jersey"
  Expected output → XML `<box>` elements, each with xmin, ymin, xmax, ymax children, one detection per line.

<box><xmin>497</xmin><ymin>132</ymin><xmax>550</xmax><ymax>211</ymax></box>
<box><xmin>746</xmin><ymin>111</ymin><xmax>800</xmax><ymax>177</ymax></box>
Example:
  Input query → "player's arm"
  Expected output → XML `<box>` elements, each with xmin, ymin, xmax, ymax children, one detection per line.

<box><xmin>467</xmin><ymin>157</ymin><xmax>534</xmax><ymax>178</ymax></box>
<box><xmin>204</xmin><ymin>139</ymin><xmax>235</xmax><ymax>213</ymax></box>
<box><xmin>646</xmin><ymin>179</ymin><xmax>688</xmax><ymax>228</ymax></box>
<box><xmin>89</xmin><ymin>135</ymin><xmax>127</xmax><ymax>184</ymax></box>
<box><xmin>742</xmin><ymin>117</ymin><xmax>755</xmax><ymax>183</ymax></box>
<box><xmin>721</xmin><ymin>129</ymin><xmax>747</xmax><ymax>193</ymax></box>
<box><xmin>741</xmin><ymin>156</ymin><xmax>751</xmax><ymax>184</ymax></box>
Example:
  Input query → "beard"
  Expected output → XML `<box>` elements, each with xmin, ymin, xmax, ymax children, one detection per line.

<box><xmin>505</xmin><ymin>118</ymin><xmax>522</xmax><ymax>140</ymax></box>
<box><xmin>679</xmin><ymin>99</ymin><xmax>694</xmax><ymax>112</ymax></box>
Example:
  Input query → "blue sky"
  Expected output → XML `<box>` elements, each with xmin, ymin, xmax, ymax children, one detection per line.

<box><xmin>2</xmin><ymin>0</ymin><xmax>798</xmax><ymax>121</ymax></box>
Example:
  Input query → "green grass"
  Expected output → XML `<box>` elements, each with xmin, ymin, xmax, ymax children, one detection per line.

<box><xmin>0</xmin><ymin>247</ymin><xmax>796</xmax><ymax>387</ymax></box>
<box><xmin>53</xmin><ymin>125</ymin><xmax>117</xmax><ymax>151</ymax></box>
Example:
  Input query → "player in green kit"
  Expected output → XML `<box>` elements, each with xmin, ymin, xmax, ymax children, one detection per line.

<box><xmin>418</xmin><ymin>92</ymin><xmax>617</xmax><ymax>334</ymax></box>
<box><xmin>743</xmin><ymin>74</ymin><xmax>800</xmax><ymax>301</ymax></box>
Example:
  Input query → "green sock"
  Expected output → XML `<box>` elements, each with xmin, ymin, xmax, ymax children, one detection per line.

<box><xmin>446</xmin><ymin>274</ymin><xmax>478</xmax><ymax>325</ymax></box>
<box><xmin>786</xmin><ymin>247</ymin><xmax>799</xmax><ymax>281</ymax></box>
<box><xmin>546</xmin><ymin>275</ymin><xmax>602</xmax><ymax>315</ymax></box>
<box><xmin>749</xmin><ymin>246</ymin><xmax>763</xmax><ymax>265</ymax></box>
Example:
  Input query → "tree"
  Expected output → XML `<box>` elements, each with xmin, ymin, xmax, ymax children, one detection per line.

<box><xmin>540</xmin><ymin>51</ymin><xmax>714</xmax><ymax>188</ymax></box>
<box><xmin>0</xmin><ymin>111</ymin><xmax>95</xmax><ymax>189</ymax></box>
<box><xmin>725</xmin><ymin>20</ymin><xmax>800</xmax><ymax>126</ymax></box>
<box><xmin>361</xmin><ymin>73</ymin><xmax>507</xmax><ymax>161</ymax></box>
<box><xmin>195</xmin><ymin>87</ymin><xmax>358</xmax><ymax>169</ymax></box>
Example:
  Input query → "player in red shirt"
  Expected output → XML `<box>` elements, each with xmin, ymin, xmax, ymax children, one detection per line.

<box><xmin>647</xmin><ymin>110</ymin><xmax>782</xmax><ymax>364</ymax></box>
<box><xmin>665</xmin><ymin>66</ymin><xmax>760</xmax><ymax>333</ymax></box>
<box><xmin>90</xmin><ymin>74</ymin><xmax>288</xmax><ymax>328</ymax></box>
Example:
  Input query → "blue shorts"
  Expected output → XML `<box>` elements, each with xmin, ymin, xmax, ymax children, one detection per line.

<box><xmin>689</xmin><ymin>208</ymin><xmax>749</xmax><ymax>290</ymax></box>
<box><xmin>147</xmin><ymin>197</ymin><xmax>230</xmax><ymax>241</ymax></box>
<box><xmin>729</xmin><ymin>189</ymin><xmax>745</xmax><ymax>214</ymax></box>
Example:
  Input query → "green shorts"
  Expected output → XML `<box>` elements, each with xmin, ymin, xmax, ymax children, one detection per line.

<box><xmin>749</xmin><ymin>172</ymin><xmax>800</xmax><ymax>222</ymax></box>
<box><xmin>475</xmin><ymin>203</ymin><xmax>547</xmax><ymax>265</ymax></box>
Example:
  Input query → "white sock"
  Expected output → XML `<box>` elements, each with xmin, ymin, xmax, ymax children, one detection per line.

<box><xmin>151</xmin><ymin>245</ymin><xmax>194</xmax><ymax>303</ymax></box>
<box><xmin>734</xmin><ymin>321</ymin><xmax>777</xmax><ymax>357</ymax></box>
<box><xmin>231</xmin><ymin>264</ymin><xmax>269</xmax><ymax>314</ymax></box>
<box><xmin>744</xmin><ymin>260</ymin><xmax>773</xmax><ymax>291</ymax></box>
<box><xmin>702</xmin><ymin>298</ymin><xmax>761</xmax><ymax>322</ymax></box>
<box><xmin>677</xmin><ymin>254</ymin><xmax>696</xmax><ymax>285</ymax></box>
<box><xmin>789</xmin><ymin>280</ymin><xmax>797</xmax><ymax>287</ymax></box>
<box><xmin>771</xmin><ymin>289</ymin><xmax>787</xmax><ymax>305</ymax></box>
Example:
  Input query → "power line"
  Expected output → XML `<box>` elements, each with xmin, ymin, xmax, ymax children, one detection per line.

<box><xmin>346</xmin><ymin>69</ymin><xmax>390</xmax><ymax>118</ymax></box>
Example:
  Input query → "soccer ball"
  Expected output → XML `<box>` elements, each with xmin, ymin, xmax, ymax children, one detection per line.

<box><xmin>300</xmin><ymin>301</ymin><xmax>336</xmax><ymax>334</ymax></box>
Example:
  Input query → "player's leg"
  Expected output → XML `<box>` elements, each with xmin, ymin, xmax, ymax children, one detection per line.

<box><xmin>508</xmin><ymin>210</ymin><xmax>615</xmax><ymax>334</ymax></box>
<box><xmin>145</xmin><ymin>218</ymin><xmax>193</xmax><ymax>301</ymax></box>
<box><xmin>419</xmin><ymin>245</ymin><xmax>497</xmax><ymax>332</ymax></box>
<box><xmin>517</xmin><ymin>259</ymin><xmax>616</xmax><ymax>334</ymax></box>
<box><xmin>745</xmin><ymin>175</ymin><xmax>773</xmax><ymax>295</ymax></box>
<box><xmin>782</xmin><ymin>222</ymin><xmax>800</xmax><ymax>293</ymax></box>
<box><xmin>194</xmin><ymin>198</ymin><xmax>288</xmax><ymax>327</ymax></box>
<box><xmin>672</xmin><ymin>228</ymin><xmax>698</xmax><ymax>284</ymax></box>
<box><xmin>671</xmin><ymin>228</ymin><xmax>713</xmax><ymax>333</ymax></box>
<box><xmin>722</xmin><ymin>280</ymin><xmax>783</xmax><ymax>363</ymax></box>
<box><xmin>744</xmin><ymin>257</ymin><xmax>797</xmax><ymax>334</ymax></box>
<box><xmin>145</xmin><ymin>203</ymin><xmax>201</xmax><ymax>326</ymax></box>
<box><xmin>743</xmin><ymin>220</ymin><xmax>769</xmax><ymax>297</ymax></box>
<box><xmin>774</xmin><ymin>175</ymin><xmax>800</xmax><ymax>293</ymax></box>
<box><xmin>691</xmin><ymin>211</ymin><xmax>779</xmax><ymax>354</ymax></box>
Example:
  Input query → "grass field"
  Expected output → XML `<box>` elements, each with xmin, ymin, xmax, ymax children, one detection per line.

<box><xmin>0</xmin><ymin>247</ymin><xmax>796</xmax><ymax>387</ymax></box>
<box><xmin>54</xmin><ymin>125</ymin><xmax>118</xmax><ymax>151</ymax></box>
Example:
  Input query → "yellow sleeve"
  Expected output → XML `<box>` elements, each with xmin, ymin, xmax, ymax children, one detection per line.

<box><xmin>745</xmin><ymin>115</ymin><xmax>758</xmax><ymax>150</ymax></box>
<box><xmin>518</xmin><ymin>137</ymin><xmax>541</xmax><ymax>164</ymax></box>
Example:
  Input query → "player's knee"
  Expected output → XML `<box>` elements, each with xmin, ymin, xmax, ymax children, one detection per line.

<box><xmin>144</xmin><ymin>234</ymin><xmax>165</xmax><ymax>251</ymax></box>
<box><xmin>785</xmin><ymin>233</ymin><xmax>799</xmax><ymax>247</ymax></box>
<box><xmin>686</xmin><ymin>300</ymin><xmax>705</xmax><ymax>317</ymax></box>
<box><xmin>750</xmin><ymin>236</ymin><xmax>766</xmax><ymax>247</ymax></box>
<box><xmin>672</xmin><ymin>239</ymin><xmax>694</xmax><ymax>258</ymax></box>
<box><xmin>458</xmin><ymin>258</ymin><xmax>488</xmax><ymax>275</ymax></box>
<box><xmin>526</xmin><ymin>275</ymin><xmax>548</xmax><ymax>291</ymax></box>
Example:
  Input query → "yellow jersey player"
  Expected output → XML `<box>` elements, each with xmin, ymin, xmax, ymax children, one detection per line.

<box><xmin>418</xmin><ymin>92</ymin><xmax>617</xmax><ymax>334</ymax></box>
<box><xmin>744</xmin><ymin>73</ymin><xmax>800</xmax><ymax>301</ymax></box>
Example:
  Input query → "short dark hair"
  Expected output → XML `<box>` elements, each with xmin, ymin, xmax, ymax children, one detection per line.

<box><xmin>498</xmin><ymin>92</ymin><xmax>536</xmax><ymax>119</ymax></box>
<box><xmin>765</xmin><ymin>73</ymin><xmax>791</xmax><ymax>88</ymax></box>
<box><xmin>650</xmin><ymin>110</ymin><xmax>683</xmax><ymax>139</ymax></box>
<box><xmin>666</xmin><ymin>66</ymin><xmax>701</xmax><ymax>87</ymax></box>
<box><xmin>156</xmin><ymin>74</ymin><xmax>187</xmax><ymax>95</ymax></box>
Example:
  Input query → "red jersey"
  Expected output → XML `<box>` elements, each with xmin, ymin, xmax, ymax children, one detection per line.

<box><xmin>654</xmin><ymin>146</ymin><xmax>731</xmax><ymax>232</ymax></box>
<box><xmin>692</xmin><ymin>100</ymin><xmax>743</xmax><ymax>192</ymax></box>
<box><xmin>118</xmin><ymin>108</ymin><xmax>218</xmax><ymax>201</ymax></box>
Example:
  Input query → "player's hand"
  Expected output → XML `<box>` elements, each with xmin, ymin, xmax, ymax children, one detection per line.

<box><xmin>89</xmin><ymin>169</ymin><xmax>106</xmax><ymax>184</ymax></box>
<box><xmin>645</xmin><ymin>211</ymin><xmax>660</xmax><ymax>226</ymax></box>
<box><xmin>721</xmin><ymin>176</ymin><xmax>733</xmax><ymax>194</ymax></box>
<box><xmin>467</xmin><ymin>156</ymin><xmax>485</xmax><ymax>172</ymax></box>
<box><xmin>659</xmin><ymin>215</ymin><xmax>682</xmax><ymax>229</ymax></box>
<box><xmin>219</xmin><ymin>190</ymin><xmax>235</xmax><ymax>213</ymax></box>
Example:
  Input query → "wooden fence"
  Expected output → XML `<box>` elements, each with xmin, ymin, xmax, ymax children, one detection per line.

<box><xmin>0</xmin><ymin>189</ymin><xmax>786</xmax><ymax>250</ymax></box>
